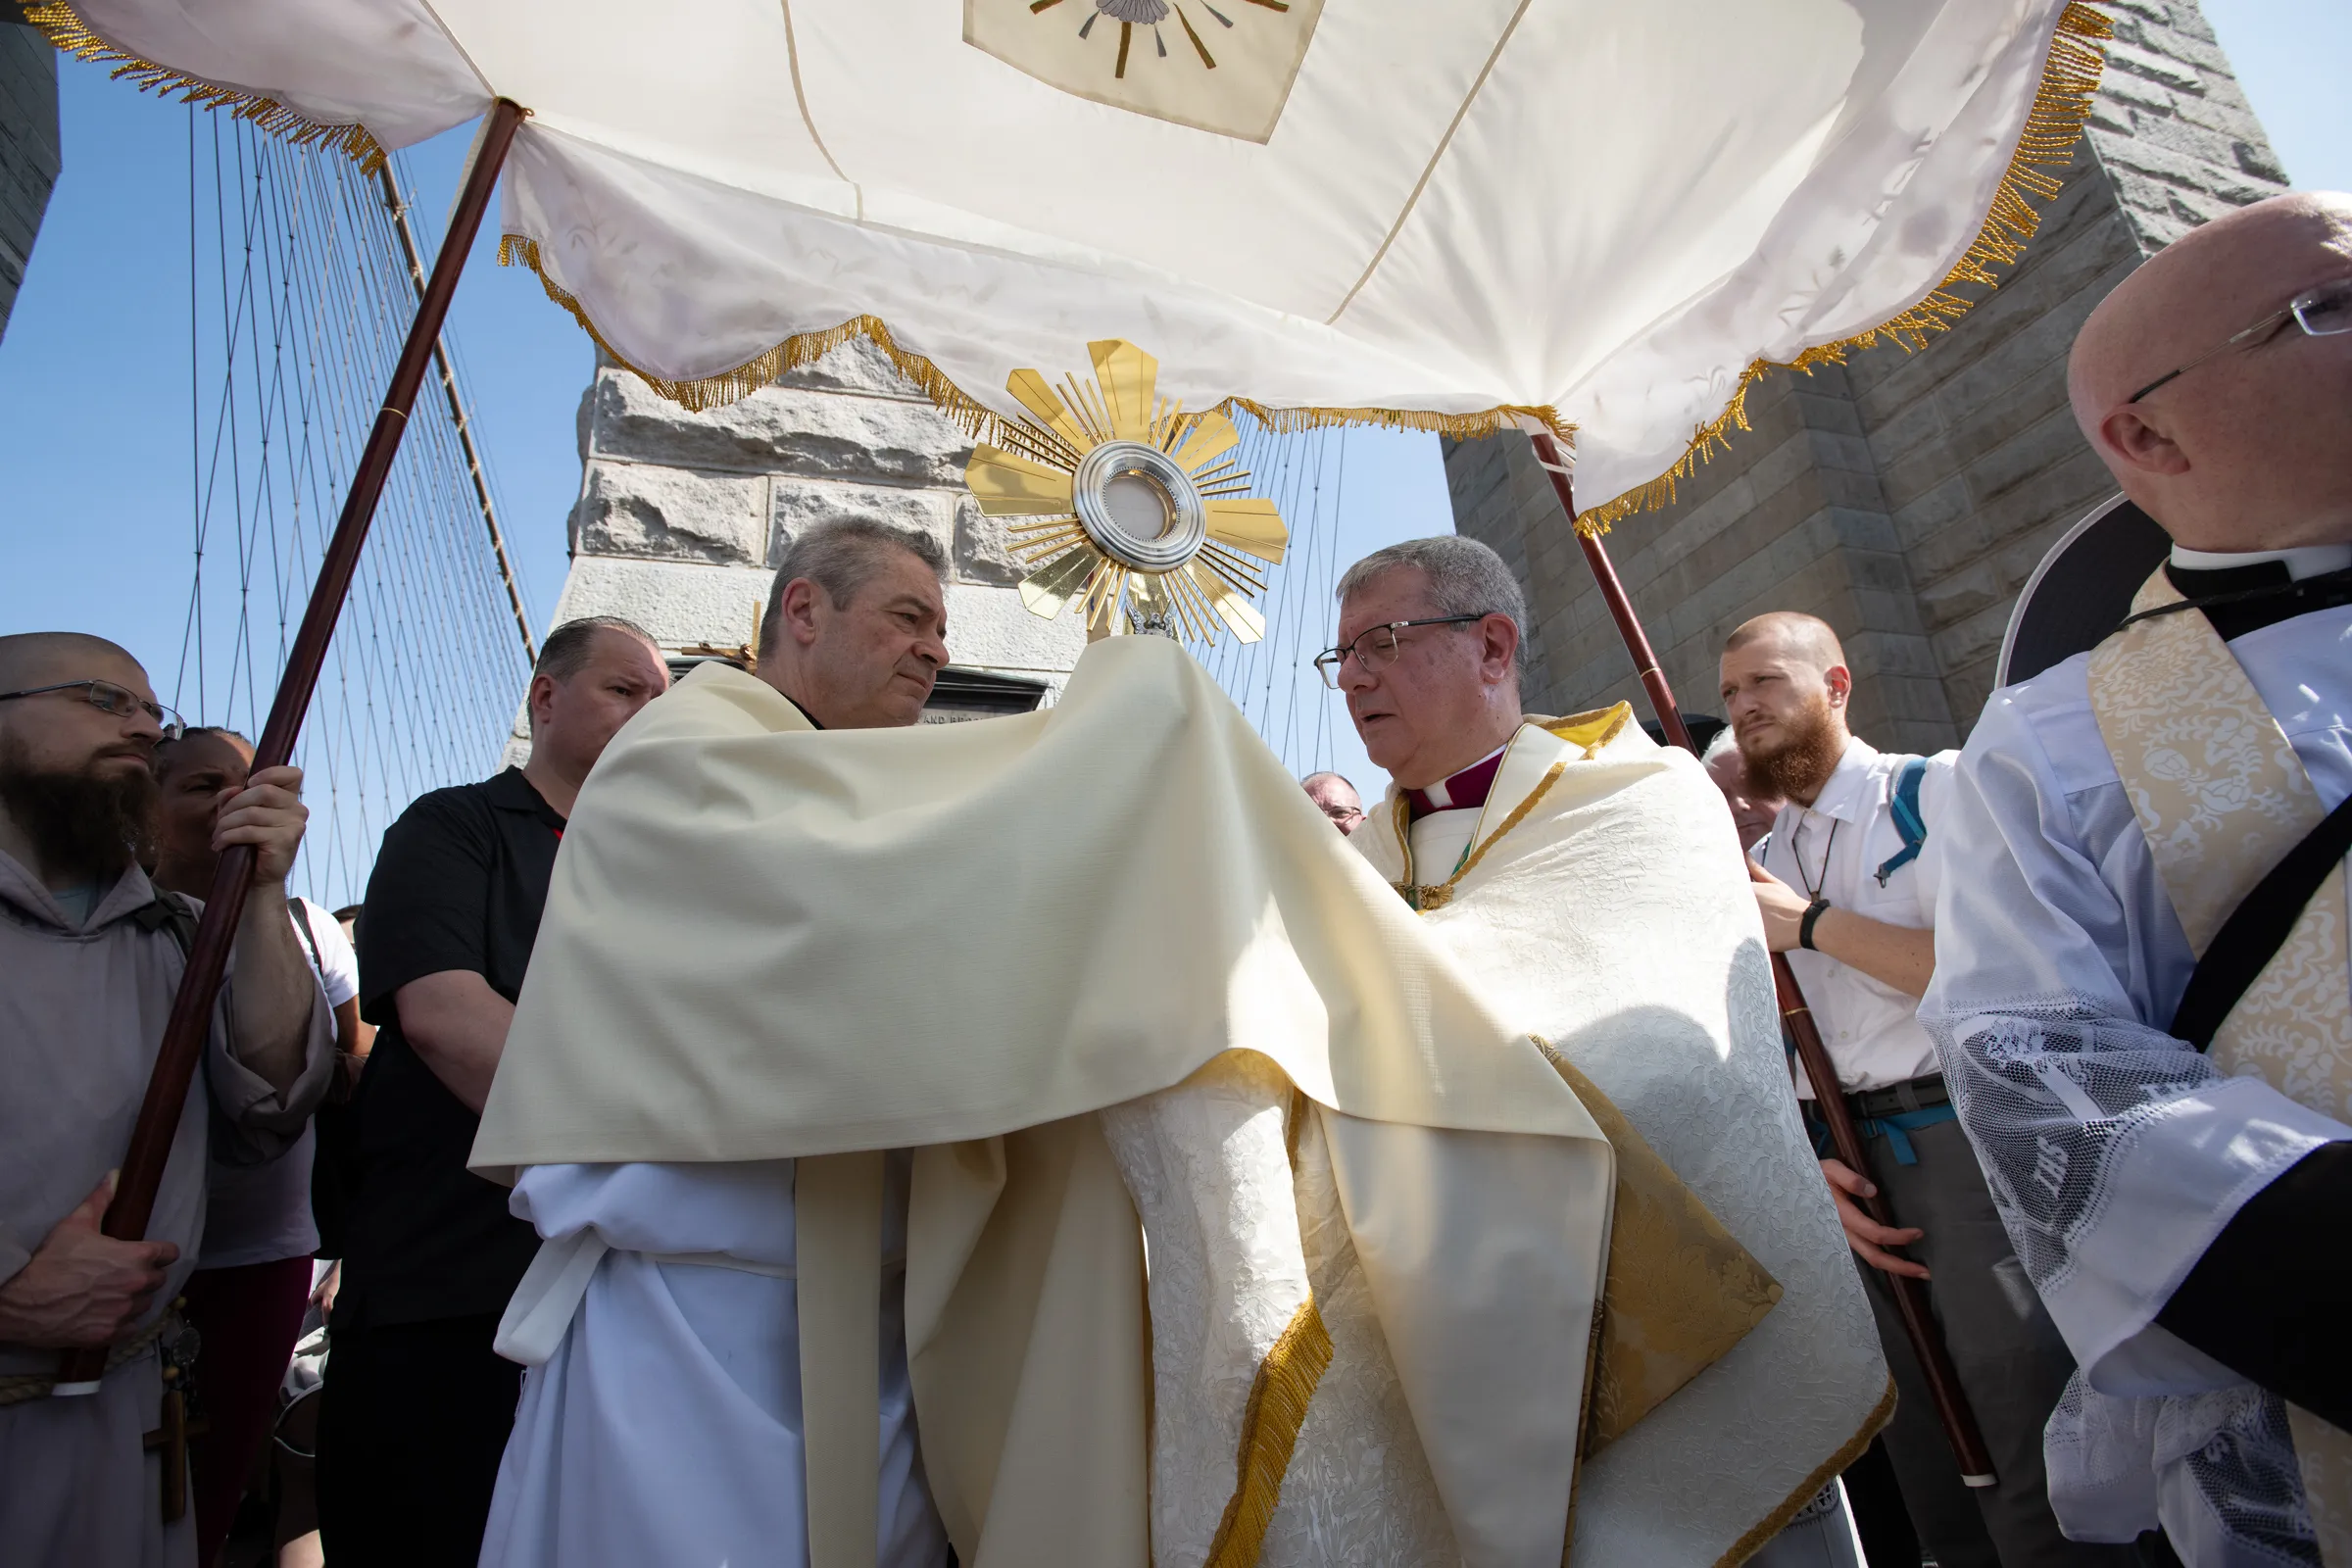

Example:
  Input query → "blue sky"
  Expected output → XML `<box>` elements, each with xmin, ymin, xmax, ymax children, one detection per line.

<box><xmin>3</xmin><ymin>1</ymin><xmax>2345</xmax><ymax>836</ymax></box>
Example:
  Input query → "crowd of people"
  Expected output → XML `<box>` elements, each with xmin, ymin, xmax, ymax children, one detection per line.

<box><xmin>0</xmin><ymin>191</ymin><xmax>2342</xmax><ymax>1567</ymax></box>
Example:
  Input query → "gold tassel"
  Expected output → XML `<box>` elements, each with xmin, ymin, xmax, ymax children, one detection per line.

<box><xmin>1571</xmin><ymin>0</ymin><xmax>2114</xmax><ymax>536</ymax></box>
<box><xmin>29</xmin><ymin>1</ymin><xmax>388</xmax><ymax>173</ymax></box>
<box><xmin>1201</xmin><ymin>1295</ymin><xmax>1336</xmax><ymax>1568</ymax></box>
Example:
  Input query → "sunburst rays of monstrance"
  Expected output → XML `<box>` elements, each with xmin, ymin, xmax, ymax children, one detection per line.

<box><xmin>965</xmin><ymin>340</ymin><xmax>1287</xmax><ymax>645</ymax></box>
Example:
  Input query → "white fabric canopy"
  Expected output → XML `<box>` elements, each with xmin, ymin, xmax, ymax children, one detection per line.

<box><xmin>46</xmin><ymin>0</ymin><xmax>2107</xmax><ymax>523</ymax></box>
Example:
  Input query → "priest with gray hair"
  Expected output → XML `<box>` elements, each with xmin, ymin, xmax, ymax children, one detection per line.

<box><xmin>477</xmin><ymin>515</ymin><xmax>955</xmax><ymax>1567</ymax></box>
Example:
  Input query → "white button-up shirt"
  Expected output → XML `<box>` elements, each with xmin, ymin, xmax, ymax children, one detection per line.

<box><xmin>1759</xmin><ymin>735</ymin><xmax>1956</xmax><ymax>1095</ymax></box>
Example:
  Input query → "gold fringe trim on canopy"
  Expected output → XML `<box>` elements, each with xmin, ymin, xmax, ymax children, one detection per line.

<box><xmin>502</xmin><ymin>236</ymin><xmax>1572</xmax><ymax>442</ymax></box>
<box><xmin>500</xmin><ymin>236</ymin><xmax>1016</xmax><ymax>434</ymax></box>
<box><xmin>1214</xmin><ymin>395</ymin><xmax>1571</xmax><ymax>443</ymax></box>
<box><xmin>1202</xmin><ymin>1294</ymin><xmax>1337</xmax><ymax>1568</ymax></box>
<box><xmin>1571</xmin><ymin>0</ymin><xmax>2112</xmax><ymax>535</ymax></box>
<box><xmin>28</xmin><ymin>0</ymin><xmax>387</xmax><ymax>173</ymax></box>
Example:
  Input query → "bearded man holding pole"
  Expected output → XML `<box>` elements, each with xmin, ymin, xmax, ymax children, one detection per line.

<box><xmin>1722</xmin><ymin>612</ymin><xmax>2133</xmax><ymax>1568</ymax></box>
<box><xmin>0</xmin><ymin>632</ymin><xmax>332</xmax><ymax>1566</ymax></box>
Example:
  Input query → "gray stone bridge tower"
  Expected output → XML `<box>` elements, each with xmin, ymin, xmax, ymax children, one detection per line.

<box><xmin>1444</xmin><ymin>2</ymin><xmax>2290</xmax><ymax>750</ymax></box>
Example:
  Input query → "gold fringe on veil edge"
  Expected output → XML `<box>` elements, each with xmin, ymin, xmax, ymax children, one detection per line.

<box><xmin>39</xmin><ymin>0</ymin><xmax>2107</xmax><ymax>530</ymax></box>
<box><xmin>1571</xmin><ymin>0</ymin><xmax>2114</xmax><ymax>536</ymax></box>
<box><xmin>28</xmin><ymin>1</ymin><xmax>388</xmax><ymax>173</ymax></box>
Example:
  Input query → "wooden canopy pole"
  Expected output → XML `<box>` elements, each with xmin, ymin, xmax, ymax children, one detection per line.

<box><xmin>55</xmin><ymin>99</ymin><xmax>529</xmax><ymax>1394</ymax></box>
<box><xmin>1525</xmin><ymin>429</ymin><xmax>1997</xmax><ymax>1488</ymax></box>
<box><xmin>374</xmin><ymin>158</ymin><xmax>539</xmax><ymax>664</ymax></box>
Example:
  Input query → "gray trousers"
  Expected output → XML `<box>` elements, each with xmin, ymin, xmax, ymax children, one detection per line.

<box><xmin>1857</xmin><ymin>1116</ymin><xmax>2137</xmax><ymax>1568</ymax></box>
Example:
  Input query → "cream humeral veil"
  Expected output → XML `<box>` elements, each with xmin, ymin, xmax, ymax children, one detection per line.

<box><xmin>1353</xmin><ymin>714</ymin><xmax>1894</xmax><ymax>1567</ymax></box>
<box><xmin>477</xmin><ymin>640</ymin><xmax>1662</xmax><ymax>1566</ymax></box>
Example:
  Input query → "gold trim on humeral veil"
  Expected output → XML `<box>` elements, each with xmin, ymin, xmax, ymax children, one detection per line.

<box><xmin>38</xmin><ymin>0</ymin><xmax>2110</xmax><ymax>530</ymax></box>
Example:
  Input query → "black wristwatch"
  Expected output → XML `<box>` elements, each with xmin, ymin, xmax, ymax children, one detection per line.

<box><xmin>1798</xmin><ymin>898</ymin><xmax>1832</xmax><ymax>952</ymax></box>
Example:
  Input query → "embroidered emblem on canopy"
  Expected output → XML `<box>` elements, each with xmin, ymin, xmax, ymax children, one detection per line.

<box><xmin>965</xmin><ymin>0</ymin><xmax>1323</xmax><ymax>143</ymax></box>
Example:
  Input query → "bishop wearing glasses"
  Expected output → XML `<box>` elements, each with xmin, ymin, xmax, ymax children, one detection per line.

<box><xmin>1326</xmin><ymin>537</ymin><xmax>1893</xmax><ymax>1564</ymax></box>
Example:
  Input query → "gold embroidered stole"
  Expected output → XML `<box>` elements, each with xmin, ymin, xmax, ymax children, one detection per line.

<box><xmin>2087</xmin><ymin>566</ymin><xmax>2352</xmax><ymax>1561</ymax></box>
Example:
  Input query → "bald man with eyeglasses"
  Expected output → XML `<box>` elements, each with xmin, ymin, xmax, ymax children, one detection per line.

<box><xmin>0</xmin><ymin>632</ymin><xmax>332</xmax><ymax>1567</ymax></box>
<box><xmin>1921</xmin><ymin>192</ymin><xmax>2352</xmax><ymax>1564</ymax></box>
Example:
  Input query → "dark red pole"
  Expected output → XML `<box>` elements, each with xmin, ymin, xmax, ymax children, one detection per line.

<box><xmin>1526</xmin><ymin>429</ymin><xmax>1997</xmax><ymax>1487</ymax></box>
<box><xmin>56</xmin><ymin>100</ymin><xmax>528</xmax><ymax>1393</ymax></box>
<box><xmin>1528</xmin><ymin>432</ymin><xmax>1692</xmax><ymax>754</ymax></box>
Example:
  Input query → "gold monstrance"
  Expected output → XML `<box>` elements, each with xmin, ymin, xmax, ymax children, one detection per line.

<box><xmin>965</xmin><ymin>340</ymin><xmax>1287</xmax><ymax>644</ymax></box>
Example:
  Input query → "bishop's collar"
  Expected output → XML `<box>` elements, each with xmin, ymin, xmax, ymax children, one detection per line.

<box><xmin>1402</xmin><ymin>743</ymin><xmax>1508</xmax><ymax>822</ymax></box>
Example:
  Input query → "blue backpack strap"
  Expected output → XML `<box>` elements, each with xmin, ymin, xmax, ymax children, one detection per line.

<box><xmin>1873</xmin><ymin>758</ymin><xmax>1930</xmax><ymax>887</ymax></box>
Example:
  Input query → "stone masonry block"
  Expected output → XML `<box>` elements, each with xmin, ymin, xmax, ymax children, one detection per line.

<box><xmin>766</xmin><ymin>473</ymin><xmax>958</xmax><ymax>564</ymax></box>
<box><xmin>1889</xmin><ymin>475</ymin><xmax>1972</xmax><ymax>558</ymax></box>
<box><xmin>2131</xmin><ymin>113</ymin><xmax>2243</xmax><ymax>172</ymax></box>
<box><xmin>944</xmin><ymin>583</ymin><xmax>1088</xmax><ymax>674</ymax></box>
<box><xmin>2096</xmin><ymin>66</ymin><xmax>2182</xmax><ymax>117</ymax></box>
<box><xmin>1962</xmin><ymin>408</ymin><xmax>2087</xmax><ymax>511</ymax></box>
<box><xmin>2232</xmin><ymin>140</ymin><xmax>2290</xmax><ymax>185</ymax></box>
<box><xmin>2101</xmin><ymin>38</ymin><xmax>2205</xmax><ymax>95</ymax></box>
<box><xmin>573</xmin><ymin>462</ymin><xmax>766</xmax><ymax>566</ymax></box>
<box><xmin>589</xmin><ymin>369</ymin><xmax>973</xmax><ymax>486</ymax></box>
<box><xmin>549</xmin><ymin>556</ymin><xmax>775</xmax><ymax>653</ymax></box>
<box><xmin>1842</xmin><ymin>630</ymin><xmax>1944</xmax><ymax>682</ymax></box>
<box><xmin>772</xmin><ymin>335</ymin><xmax>932</xmax><ymax>401</ymax></box>
<box><xmin>952</xmin><ymin>496</ymin><xmax>1036</xmax><ymax>588</ymax></box>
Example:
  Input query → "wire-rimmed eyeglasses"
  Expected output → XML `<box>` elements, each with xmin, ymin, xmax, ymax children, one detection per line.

<box><xmin>1310</xmin><ymin>615</ymin><xmax>1487</xmax><ymax>689</ymax></box>
<box><xmin>0</xmin><ymin>680</ymin><xmax>185</xmax><ymax>739</ymax></box>
<box><xmin>2127</xmin><ymin>276</ymin><xmax>2352</xmax><ymax>404</ymax></box>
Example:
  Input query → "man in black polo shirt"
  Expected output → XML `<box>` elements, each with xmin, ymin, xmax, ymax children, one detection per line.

<box><xmin>319</xmin><ymin>614</ymin><xmax>668</xmax><ymax>1566</ymax></box>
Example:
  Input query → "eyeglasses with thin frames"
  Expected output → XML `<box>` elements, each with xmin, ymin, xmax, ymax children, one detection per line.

<box><xmin>1311</xmin><ymin>615</ymin><xmax>1488</xmax><ymax>689</ymax></box>
<box><xmin>2126</xmin><ymin>276</ymin><xmax>2352</xmax><ymax>404</ymax></box>
<box><xmin>0</xmin><ymin>680</ymin><xmax>185</xmax><ymax>739</ymax></box>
